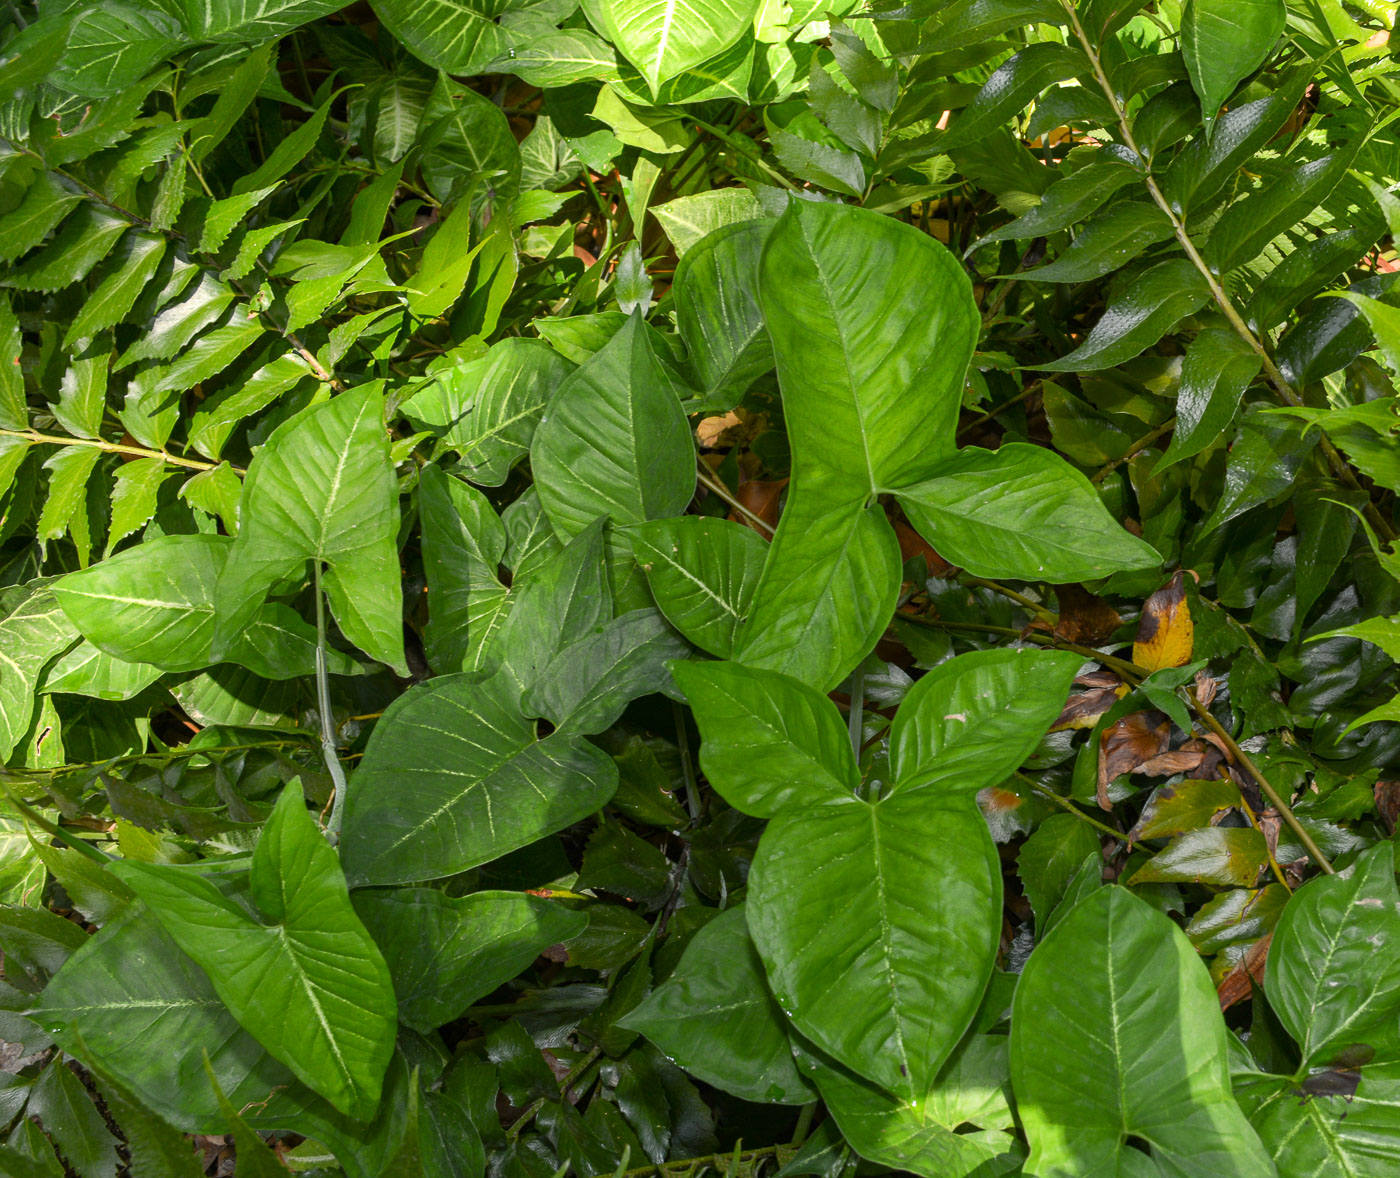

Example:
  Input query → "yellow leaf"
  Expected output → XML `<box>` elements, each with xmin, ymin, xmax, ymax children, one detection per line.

<box><xmin>1134</xmin><ymin>572</ymin><xmax>1194</xmax><ymax>671</ymax></box>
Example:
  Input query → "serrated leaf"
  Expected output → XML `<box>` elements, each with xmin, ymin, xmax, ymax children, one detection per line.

<box><xmin>64</xmin><ymin>232</ymin><xmax>166</xmax><ymax>346</ymax></box>
<box><xmin>0</xmin><ymin>174</ymin><xmax>83</xmax><ymax>266</ymax></box>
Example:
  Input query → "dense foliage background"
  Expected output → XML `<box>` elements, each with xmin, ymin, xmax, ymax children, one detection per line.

<box><xmin>1</xmin><ymin>0</ymin><xmax>1400</xmax><ymax>1173</ymax></box>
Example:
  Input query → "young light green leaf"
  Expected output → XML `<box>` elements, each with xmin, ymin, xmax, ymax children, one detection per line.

<box><xmin>1011</xmin><ymin>886</ymin><xmax>1275</xmax><ymax>1174</ymax></box>
<box><xmin>212</xmin><ymin>384</ymin><xmax>408</xmax><ymax>676</ymax></box>
<box><xmin>588</xmin><ymin>0</ymin><xmax>762</xmax><ymax>96</ymax></box>
<box><xmin>896</xmin><ymin>443</ymin><xmax>1161</xmax><ymax>581</ymax></box>
<box><xmin>111</xmin><ymin>782</ymin><xmax>397</xmax><ymax>1121</ymax></box>
<box><xmin>888</xmin><ymin>648</ymin><xmax>1085</xmax><ymax>795</ymax></box>
<box><xmin>622</xmin><ymin>906</ymin><xmax>816</xmax><ymax>1104</ymax></box>
<box><xmin>670</xmin><ymin>659</ymin><xmax>857</xmax><ymax>817</ymax></box>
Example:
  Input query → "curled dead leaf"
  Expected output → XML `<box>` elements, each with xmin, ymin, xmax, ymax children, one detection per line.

<box><xmin>1098</xmin><ymin>711</ymin><xmax>1171</xmax><ymax>810</ymax></box>
<box><xmin>1217</xmin><ymin>932</ymin><xmax>1272</xmax><ymax>1011</ymax></box>
<box><xmin>1053</xmin><ymin>583</ymin><xmax>1123</xmax><ymax>645</ymax></box>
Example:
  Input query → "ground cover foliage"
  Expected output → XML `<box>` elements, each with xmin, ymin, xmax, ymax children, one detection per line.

<box><xmin>1</xmin><ymin>0</ymin><xmax>1400</xmax><ymax>1173</ymax></box>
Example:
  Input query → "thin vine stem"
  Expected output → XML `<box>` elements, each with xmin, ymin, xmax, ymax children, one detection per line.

<box><xmin>0</xmin><ymin>428</ymin><xmax>234</xmax><ymax>472</ymax></box>
<box><xmin>1015</xmin><ymin>771</ymin><xmax>1123</xmax><ymax>840</ymax></box>
<box><xmin>314</xmin><ymin>561</ymin><xmax>349</xmax><ymax>839</ymax></box>
<box><xmin>695</xmin><ymin>462</ymin><xmax>776</xmax><ymax>535</ymax></box>
<box><xmin>900</xmin><ymin>612</ymin><xmax>1334</xmax><ymax>873</ymax></box>
<box><xmin>1057</xmin><ymin>1</ymin><xmax>1398</xmax><ymax>544</ymax></box>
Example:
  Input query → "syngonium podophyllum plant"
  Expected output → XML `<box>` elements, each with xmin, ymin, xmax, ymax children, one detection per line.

<box><xmin>7</xmin><ymin>0</ymin><xmax>1400</xmax><ymax>1173</ymax></box>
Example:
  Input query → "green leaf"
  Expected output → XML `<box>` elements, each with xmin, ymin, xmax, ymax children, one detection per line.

<box><xmin>340</xmin><ymin>668</ymin><xmax>619</xmax><ymax>887</ymax></box>
<box><xmin>755</xmin><ymin>198</ymin><xmax>978</xmax><ymax>493</ymax></box>
<box><xmin>671</xmin><ymin>218</ymin><xmax>773</xmax><ymax>406</ymax></box>
<box><xmin>622</xmin><ymin>906</ymin><xmax>815</xmax><ymax>1104</ymax></box>
<box><xmin>106</xmin><ymin>456</ymin><xmax>171</xmax><ymax>554</ymax></box>
<box><xmin>1243</xmin><ymin>1064</ymin><xmax>1400</xmax><ymax>1176</ymax></box>
<box><xmin>1018</xmin><ymin>814</ymin><xmax>1102</xmax><ymax>933</ymax></box>
<box><xmin>35</xmin><ymin>446</ymin><xmax>101</xmax><ymax>562</ymax></box>
<box><xmin>0</xmin><ymin>174</ymin><xmax>83</xmax><ymax>266</ymax></box>
<box><xmin>0</xmin><ymin>294</ymin><xmax>23</xmax><ymax>430</ymax></box>
<box><xmin>405</xmin><ymin>339</ymin><xmax>574</xmax><ymax>486</ymax></box>
<box><xmin>939</xmin><ymin>45</ymin><xmax>1090</xmax><ymax>151</ymax></box>
<box><xmin>653</xmin><ymin>191</ymin><xmax>765</xmax><ymax>258</ymax></box>
<box><xmin>1022</xmin><ymin>198</ymin><xmax>1173</xmax><ymax>283</ymax></box>
<box><xmin>203</xmin><ymin>1062</ymin><xmax>290</xmax><ymax>1178</ymax></box>
<box><xmin>887</xmin><ymin>648</ymin><xmax>1084</xmax><ymax>795</ymax></box>
<box><xmin>588</xmin><ymin>0</ymin><xmax>762</xmax><ymax>95</ymax></box>
<box><xmin>802</xmin><ymin>1035</ymin><xmax>1021</xmax><ymax>1178</ymax></box>
<box><xmin>749</xmin><ymin>791</ymin><xmax>1001</xmax><ymax>1096</ymax></box>
<box><xmin>1011</xmin><ymin>886</ymin><xmax>1275</xmax><ymax>1174</ymax></box>
<box><xmin>1126</xmin><ymin>827</ymin><xmax>1267</xmax><ymax>887</ymax></box>
<box><xmin>29</xmin><ymin>1054</ymin><xmax>121</xmax><ymax>1178</ymax></box>
<box><xmin>1203</xmin><ymin>145</ymin><xmax>1360</xmax><ymax>274</ymax></box>
<box><xmin>527</xmin><ymin>608</ymin><xmax>691</xmax><ymax>736</ymax></box>
<box><xmin>65</xmin><ymin>232</ymin><xmax>166</xmax><ymax>347</ymax></box>
<box><xmin>232</xmin><ymin>91</ymin><xmax>337</xmax><ymax>196</ymax></box>
<box><xmin>419</xmin><ymin>465</ymin><xmax>510</xmax><ymax>675</ymax></box>
<box><xmin>189</xmin><ymin>43</ymin><xmax>271</xmax><ymax>164</ymax></box>
<box><xmin>1267</xmin><ymin>841</ymin><xmax>1400</xmax><ymax>1069</ymax></box>
<box><xmin>1156</xmin><ymin>326</ymin><xmax>1261</xmax><ymax>472</ymax></box>
<box><xmin>1199</xmin><ymin>406</ymin><xmax>1317</xmax><ymax>535</ymax></box>
<box><xmin>1038</xmin><ymin>258</ymin><xmax>1212</xmax><ymax>372</ymax></box>
<box><xmin>370</xmin><ymin>0</ymin><xmax>523</xmax><ymax>73</ymax></box>
<box><xmin>80</xmin><ymin>1050</ymin><xmax>206</xmax><ymax>1178</ymax></box>
<box><xmin>731</xmin><ymin>489</ymin><xmax>902</xmax><ymax>692</ymax></box>
<box><xmin>3</xmin><ymin>204</ymin><xmax>128</xmax><ymax>293</ymax></box>
<box><xmin>180</xmin><ymin>0</ymin><xmax>343</xmax><ymax>41</ymax></box>
<box><xmin>896</xmin><ymin>443</ymin><xmax>1161</xmax><ymax>580</ymax></box>
<box><xmin>670</xmin><ymin>659</ymin><xmax>856</xmax><ymax>817</ymax></box>
<box><xmin>111</xmin><ymin>782</ymin><xmax>397</xmax><ymax>1120</ymax></box>
<box><xmin>532</xmin><ymin>313</ymin><xmax>695</xmax><ymax>539</ymax></box>
<box><xmin>631</xmin><ymin>516</ymin><xmax>767</xmax><ymax>658</ymax></box>
<box><xmin>199</xmin><ymin>184</ymin><xmax>279</xmax><ymax>253</ymax></box>
<box><xmin>1162</xmin><ymin>59</ymin><xmax>1315</xmax><ymax>213</ymax></box>
<box><xmin>188</xmin><ymin>352</ymin><xmax>316</xmax><ymax>462</ymax></box>
<box><xmin>977</xmin><ymin>158</ymin><xmax>1138</xmax><ymax>245</ymax></box>
<box><xmin>1130</xmin><ymin>778</ymin><xmax>1243</xmax><ymax>840</ymax></box>
<box><xmin>36</xmin><ymin>905</ymin><xmax>296</xmax><ymax>1132</ymax></box>
<box><xmin>353</xmin><ymin>887</ymin><xmax>585</xmax><ymax>1034</ymax></box>
<box><xmin>0</xmin><ymin>582</ymin><xmax>80</xmax><ymax>762</ymax></box>
<box><xmin>1181</xmin><ymin>0</ymin><xmax>1284</xmax><ymax>124</ymax></box>
<box><xmin>212</xmin><ymin>384</ymin><xmax>408</xmax><ymax>676</ymax></box>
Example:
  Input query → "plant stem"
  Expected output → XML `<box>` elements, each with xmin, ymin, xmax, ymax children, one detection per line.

<box><xmin>1016</xmin><ymin>771</ymin><xmax>1122</xmax><ymax>840</ymax></box>
<box><xmin>955</xmin><ymin>380</ymin><xmax>1042</xmax><ymax>440</ymax></box>
<box><xmin>695</xmin><ymin>462</ymin><xmax>776</xmax><ymax>536</ymax></box>
<box><xmin>0</xmin><ymin>428</ymin><xmax>232</xmax><ymax>472</ymax></box>
<box><xmin>1234</xmin><ymin>787</ymin><xmax>1293</xmax><ymax>891</ymax></box>
<box><xmin>619</xmin><ymin>1142</ymin><xmax>795</xmax><ymax>1178</ymax></box>
<box><xmin>1091</xmin><ymin>417</ymin><xmax>1177</xmax><ymax>484</ymax></box>
<box><xmin>847</xmin><ymin>663</ymin><xmax>866</xmax><ymax>755</ymax></box>
<box><xmin>314</xmin><ymin>562</ymin><xmax>349</xmax><ymax>839</ymax></box>
<box><xmin>903</xmin><ymin>613</ymin><xmax>1334</xmax><ymax>873</ymax></box>
<box><xmin>0</xmin><ymin>778</ymin><xmax>112</xmax><ymax>864</ymax></box>
<box><xmin>673</xmin><ymin>701</ymin><xmax>703</xmax><ymax>822</ymax></box>
<box><xmin>1058</xmin><ymin>1</ymin><xmax>1398</xmax><ymax>544</ymax></box>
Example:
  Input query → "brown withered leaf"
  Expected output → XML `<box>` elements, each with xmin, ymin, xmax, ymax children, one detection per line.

<box><xmin>1134</xmin><ymin>571</ymin><xmax>1194</xmax><ymax>672</ymax></box>
<box><xmin>1376</xmin><ymin>780</ymin><xmax>1400</xmax><ymax>834</ymax></box>
<box><xmin>893</xmin><ymin>515</ymin><xmax>952</xmax><ymax>576</ymax></box>
<box><xmin>1098</xmin><ymin>711</ymin><xmax>1171</xmax><ymax>809</ymax></box>
<box><xmin>1217</xmin><ymin>932</ymin><xmax>1271</xmax><ymax>1011</ymax></box>
<box><xmin>1054</xmin><ymin>583</ymin><xmax>1123</xmax><ymax>644</ymax></box>
<box><xmin>1135</xmin><ymin>738</ymin><xmax>1224</xmax><ymax>781</ymax></box>
<box><xmin>730</xmin><ymin>479</ymin><xmax>785</xmax><ymax>536</ymax></box>
<box><xmin>1053</xmin><ymin>686</ymin><xmax>1123</xmax><ymax>731</ymax></box>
